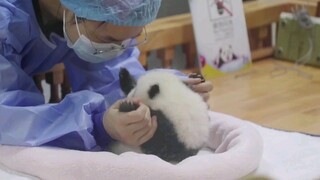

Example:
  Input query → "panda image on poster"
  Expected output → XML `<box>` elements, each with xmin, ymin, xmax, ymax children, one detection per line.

<box><xmin>108</xmin><ymin>68</ymin><xmax>210</xmax><ymax>163</ymax></box>
<box><xmin>213</xmin><ymin>44</ymin><xmax>247</xmax><ymax>72</ymax></box>
<box><xmin>208</xmin><ymin>0</ymin><xmax>233</xmax><ymax>19</ymax></box>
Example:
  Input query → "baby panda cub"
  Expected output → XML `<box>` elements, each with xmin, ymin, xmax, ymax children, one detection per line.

<box><xmin>109</xmin><ymin>68</ymin><xmax>210</xmax><ymax>163</ymax></box>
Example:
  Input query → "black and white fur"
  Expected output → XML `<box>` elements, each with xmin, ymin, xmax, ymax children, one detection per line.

<box><xmin>109</xmin><ymin>68</ymin><xmax>210</xmax><ymax>162</ymax></box>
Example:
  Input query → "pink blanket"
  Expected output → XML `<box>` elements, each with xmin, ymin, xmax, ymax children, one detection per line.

<box><xmin>0</xmin><ymin>112</ymin><xmax>263</xmax><ymax>180</ymax></box>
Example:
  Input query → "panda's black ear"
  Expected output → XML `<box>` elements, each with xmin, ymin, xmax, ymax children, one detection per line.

<box><xmin>119</xmin><ymin>68</ymin><xmax>136</xmax><ymax>95</ymax></box>
<box><xmin>148</xmin><ymin>84</ymin><xmax>160</xmax><ymax>99</ymax></box>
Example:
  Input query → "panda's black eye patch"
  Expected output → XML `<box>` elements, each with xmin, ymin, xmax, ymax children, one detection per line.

<box><xmin>148</xmin><ymin>84</ymin><xmax>160</xmax><ymax>99</ymax></box>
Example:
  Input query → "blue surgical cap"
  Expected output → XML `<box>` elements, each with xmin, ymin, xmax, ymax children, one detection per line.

<box><xmin>60</xmin><ymin>0</ymin><xmax>162</xmax><ymax>26</ymax></box>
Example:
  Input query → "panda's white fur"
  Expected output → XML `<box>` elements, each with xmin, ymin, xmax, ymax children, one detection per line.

<box><xmin>127</xmin><ymin>71</ymin><xmax>210</xmax><ymax>150</ymax></box>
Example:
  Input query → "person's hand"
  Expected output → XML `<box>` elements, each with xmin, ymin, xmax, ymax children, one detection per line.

<box><xmin>183</xmin><ymin>76</ymin><xmax>213</xmax><ymax>102</ymax></box>
<box><xmin>103</xmin><ymin>99</ymin><xmax>157</xmax><ymax>146</ymax></box>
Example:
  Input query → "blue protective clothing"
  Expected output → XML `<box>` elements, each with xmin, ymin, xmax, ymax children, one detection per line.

<box><xmin>60</xmin><ymin>0</ymin><xmax>162</xmax><ymax>26</ymax></box>
<box><xmin>0</xmin><ymin>0</ymin><xmax>150</xmax><ymax>151</ymax></box>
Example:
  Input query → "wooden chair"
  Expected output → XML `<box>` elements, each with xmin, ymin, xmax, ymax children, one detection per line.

<box><xmin>33</xmin><ymin>64</ymin><xmax>70</xmax><ymax>103</ymax></box>
<box><xmin>138</xmin><ymin>0</ymin><xmax>320</xmax><ymax>68</ymax></box>
<box><xmin>34</xmin><ymin>0</ymin><xmax>320</xmax><ymax>103</ymax></box>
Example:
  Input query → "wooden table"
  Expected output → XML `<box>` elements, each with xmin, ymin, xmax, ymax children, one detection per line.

<box><xmin>208</xmin><ymin>59</ymin><xmax>320</xmax><ymax>135</ymax></box>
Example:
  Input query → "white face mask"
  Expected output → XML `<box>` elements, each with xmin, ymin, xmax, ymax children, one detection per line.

<box><xmin>63</xmin><ymin>11</ymin><xmax>131</xmax><ymax>63</ymax></box>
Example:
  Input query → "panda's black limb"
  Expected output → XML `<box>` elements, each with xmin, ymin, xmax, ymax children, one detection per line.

<box><xmin>141</xmin><ymin>110</ymin><xmax>199</xmax><ymax>162</ymax></box>
<box><xmin>119</xmin><ymin>101</ymin><xmax>139</xmax><ymax>112</ymax></box>
<box><xmin>189</xmin><ymin>73</ymin><xmax>205</xmax><ymax>83</ymax></box>
<box><xmin>119</xmin><ymin>68</ymin><xmax>136</xmax><ymax>95</ymax></box>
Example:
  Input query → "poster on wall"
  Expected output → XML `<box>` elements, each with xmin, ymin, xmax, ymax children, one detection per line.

<box><xmin>188</xmin><ymin>0</ymin><xmax>251</xmax><ymax>78</ymax></box>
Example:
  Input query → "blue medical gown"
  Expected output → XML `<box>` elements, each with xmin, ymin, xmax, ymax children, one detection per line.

<box><xmin>0</xmin><ymin>0</ymin><xmax>166</xmax><ymax>151</ymax></box>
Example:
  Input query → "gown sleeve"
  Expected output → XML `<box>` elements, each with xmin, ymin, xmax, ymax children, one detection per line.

<box><xmin>0</xmin><ymin>49</ymin><xmax>115</xmax><ymax>151</ymax></box>
<box><xmin>0</xmin><ymin>1</ymin><xmax>118</xmax><ymax>150</ymax></box>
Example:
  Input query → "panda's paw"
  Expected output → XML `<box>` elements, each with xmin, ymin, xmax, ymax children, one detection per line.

<box><xmin>119</xmin><ymin>100</ymin><xmax>139</xmax><ymax>112</ymax></box>
<box><xmin>189</xmin><ymin>73</ymin><xmax>205</xmax><ymax>83</ymax></box>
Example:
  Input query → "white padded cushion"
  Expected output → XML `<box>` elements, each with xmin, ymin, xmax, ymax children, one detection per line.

<box><xmin>0</xmin><ymin>111</ymin><xmax>263</xmax><ymax>180</ymax></box>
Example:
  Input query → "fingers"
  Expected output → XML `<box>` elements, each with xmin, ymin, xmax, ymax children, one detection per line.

<box><xmin>124</xmin><ymin>103</ymin><xmax>150</xmax><ymax>124</ymax></box>
<box><xmin>183</xmin><ymin>76</ymin><xmax>213</xmax><ymax>93</ymax></box>
<box><xmin>201</xmin><ymin>92</ymin><xmax>210</xmax><ymax>102</ymax></box>
<box><xmin>123</xmin><ymin>116</ymin><xmax>157</xmax><ymax>146</ymax></box>
<box><xmin>191</xmin><ymin>81</ymin><xmax>213</xmax><ymax>93</ymax></box>
<box><xmin>182</xmin><ymin>78</ymin><xmax>202</xmax><ymax>85</ymax></box>
<box><xmin>104</xmin><ymin>99</ymin><xmax>157</xmax><ymax>147</ymax></box>
<box><xmin>127</xmin><ymin>118</ymin><xmax>150</xmax><ymax>133</ymax></box>
<box><xmin>137</xmin><ymin>116</ymin><xmax>158</xmax><ymax>145</ymax></box>
<box><xmin>136</xmin><ymin>103</ymin><xmax>151</xmax><ymax>122</ymax></box>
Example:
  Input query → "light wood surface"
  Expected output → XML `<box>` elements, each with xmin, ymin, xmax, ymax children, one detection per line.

<box><xmin>139</xmin><ymin>0</ymin><xmax>319</xmax><ymax>52</ymax></box>
<box><xmin>208</xmin><ymin>59</ymin><xmax>320</xmax><ymax>135</ymax></box>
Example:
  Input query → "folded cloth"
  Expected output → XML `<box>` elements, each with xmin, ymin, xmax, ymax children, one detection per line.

<box><xmin>3</xmin><ymin>112</ymin><xmax>320</xmax><ymax>179</ymax></box>
<box><xmin>0</xmin><ymin>111</ymin><xmax>263</xmax><ymax>180</ymax></box>
<box><xmin>0</xmin><ymin>163</ymin><xmax>32</xmax><ymax>180</ymax></box>
<box><xmin>252</xmin><ymin>124</ymin><xmax>320</xmax><ymax>179</ymax></box>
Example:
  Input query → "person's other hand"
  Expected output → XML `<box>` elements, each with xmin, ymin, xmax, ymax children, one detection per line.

<box><xmin>183</xmin><ymin>77</ymin><xmax>213</xmax><ymax>102</ymax></box>
<box><xmin>103</xmin><ymin>99</ymin><xmax>157</xmax><ymax>146</ymax></box>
